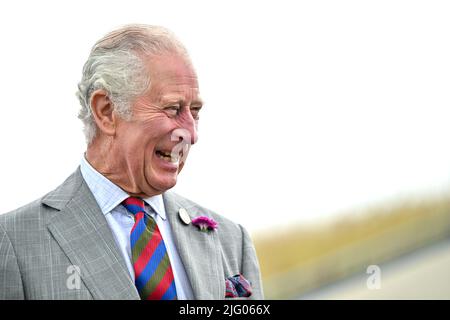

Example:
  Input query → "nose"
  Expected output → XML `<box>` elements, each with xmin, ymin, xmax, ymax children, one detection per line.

<box><xmin>175</xmin><ymin>110</ymin><xmax>198</xmax><ymax>145</ymax></box>
<box><xmin>185</xmin><ymin>109</ymin><xmax>199</xmax><ymax>145</ymax></box>
<box><xmin>190</xmin><ymin>122</ymin><xmax>198</xmax><ymax>145</ymax></box>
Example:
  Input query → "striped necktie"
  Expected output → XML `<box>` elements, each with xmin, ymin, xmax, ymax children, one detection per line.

<box><xmin>122</xmin><ymin>197</ymin><xmax>177</xmax><ymax>300</ymax></box>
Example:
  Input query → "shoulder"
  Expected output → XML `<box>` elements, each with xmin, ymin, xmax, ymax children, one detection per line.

<box><xmin>0</xmin><ymin>197</ymin><xmax>47</xmax><ymax>232</ymax></box>
<box><xmin>0</xmin><ymin>168</ymin><xmax>82</xmax><ymax>234</ymax></box>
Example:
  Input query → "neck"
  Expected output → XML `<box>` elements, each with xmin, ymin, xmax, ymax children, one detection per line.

<box><xmin>85</xmin><ymin>136</ymin><xmax>113</xmax><ymax>175</ymax></box>
<box><xmin>86</xmin><ymin>137</ymin><xmax>147</xmax><ymax>197</ymax></box>
<box><xmin>86</xmin><ymin>136</ymin><xmax>162</xmax><ymax>198</ymax></box>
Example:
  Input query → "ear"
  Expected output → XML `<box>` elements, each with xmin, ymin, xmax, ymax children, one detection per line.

<box><xmin>90</xmin><ymin>89</ymin><xmax>117</xmax><ymax>137</ymax></box>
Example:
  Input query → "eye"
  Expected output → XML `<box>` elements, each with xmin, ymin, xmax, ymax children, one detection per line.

<box><xmin>164</xmin><ymin>105</ymin><xmax>181</xmax><ymax>117</ymax></box>
<box><xmin>190</xmin><ymin>106</ymin><xmax>202</xmax><ymax>120</ymax></box>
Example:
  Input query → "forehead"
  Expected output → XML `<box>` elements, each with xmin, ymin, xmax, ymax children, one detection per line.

<box><xmin>143</xmin><ymin>53</ymin><xmax>201</xmax><ymax>103</ymax></box>
<box><xmin>146</xmin><ymin>54</ymin><xmax>198</xmax><ymax>85</ymax></box>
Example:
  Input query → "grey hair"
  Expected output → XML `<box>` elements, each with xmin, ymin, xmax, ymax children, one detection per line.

<box><xmin>76</xmin><ymin>24</ymin><xmax>189</xmax><ymax>144</ymax></box>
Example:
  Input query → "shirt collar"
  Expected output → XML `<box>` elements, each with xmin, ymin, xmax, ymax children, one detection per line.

<box><xmin>143</xmin><ymin>195</ymin><xmax>166</xmax><ymax>220</ymax></box>
<box><xmin>80</xmin><ymin>155</ymin><xmax>166</xmax><ymax>220</ymax></box>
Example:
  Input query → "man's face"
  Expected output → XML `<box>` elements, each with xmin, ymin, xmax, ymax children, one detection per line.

<box><xmin>113</xmin><ymin>53</ymin><xmax>202</xmax><ymax>197</ymax></box>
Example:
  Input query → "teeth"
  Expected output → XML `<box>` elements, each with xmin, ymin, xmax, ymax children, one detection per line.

<box><xmin>156</xmin><ymin>150</ymin><xmax>179</xmax><ymax>164</ymax></box>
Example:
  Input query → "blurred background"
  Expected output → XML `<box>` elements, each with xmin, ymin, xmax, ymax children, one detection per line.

<box><xmin>254</xmin><ymin>194</ymin><xmax>450</xmax><ymax>299</ymax></box>
<box><xmin>0</xmin><ymin>0</ymin><xmax>449</xmax><ymax>299</ymax></box>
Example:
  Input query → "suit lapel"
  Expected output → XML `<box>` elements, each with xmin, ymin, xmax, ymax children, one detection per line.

<box><xmin>163</xmin><ymin>192</ymin><xmax>225</xmax><ymax>299</ymax></box>
<box><xmin>44</xmin><ymin>168</ymin><xmax>140</xmax><ymax>300</ymax></box>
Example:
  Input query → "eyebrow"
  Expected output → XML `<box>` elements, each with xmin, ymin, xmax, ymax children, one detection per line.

<box><xmin>162</xmin><ymin>95</ymin><xmax>203</xmax><ymax>107</ymax></box>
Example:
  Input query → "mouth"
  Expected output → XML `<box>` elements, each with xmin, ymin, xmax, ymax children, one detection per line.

<box><xmin>155</xmin><ymin>149</ymin><xmax>183</xmax><ymax>165</ymax></box>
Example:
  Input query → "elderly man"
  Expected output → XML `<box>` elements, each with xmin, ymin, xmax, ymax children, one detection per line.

<box><xmin>0</xmin><ymin>25</ymin><xmax>263</xmax><ymax>300</ymax></box>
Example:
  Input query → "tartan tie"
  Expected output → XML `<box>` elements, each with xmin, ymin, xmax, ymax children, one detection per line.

<box><xmin>122</xmin><ymin>197</ymin><xmax>177</xmax><ymax>300</ymax></box>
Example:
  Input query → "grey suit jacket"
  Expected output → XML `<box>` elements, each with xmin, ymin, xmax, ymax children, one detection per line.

<box><xmin>0</xmin><ymin>168</ymin><xmax>264</xmax><ymax>300</ymax></box>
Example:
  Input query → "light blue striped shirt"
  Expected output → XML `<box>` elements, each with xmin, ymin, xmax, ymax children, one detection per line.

<box><xmin>80</xmin><ymin>155</ymin><xmax>194</xmax><ymax>299</ymax></box>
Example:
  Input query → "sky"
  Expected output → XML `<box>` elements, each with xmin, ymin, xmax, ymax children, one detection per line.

<box><xmin>0</xmin><ymin>0</ymin><xmax>449</xmax><ymax>233</ymax></box>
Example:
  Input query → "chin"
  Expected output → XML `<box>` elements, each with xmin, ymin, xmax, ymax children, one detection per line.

<box><xmin>150</xmin><ymin>175</ymin><xmax>178</xmax><ymax>193</ymax></box>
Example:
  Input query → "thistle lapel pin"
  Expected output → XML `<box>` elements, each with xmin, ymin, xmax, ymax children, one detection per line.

<box><xmin>191</xmin><ymin>216</ymin><xmax>218</xmax><ymax>232</ymax></box>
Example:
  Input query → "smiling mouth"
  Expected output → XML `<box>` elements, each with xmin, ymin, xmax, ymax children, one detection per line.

<box><xmin>155</xmin><ymin>149</ymin><xmax>182</xmax><ymax>164</ymax></box>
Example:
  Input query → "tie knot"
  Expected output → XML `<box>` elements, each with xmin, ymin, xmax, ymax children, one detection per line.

<box><xmin>122</xmin><ymin>197</ymin><xmax>145</xmax><ymax>215</ymax></box>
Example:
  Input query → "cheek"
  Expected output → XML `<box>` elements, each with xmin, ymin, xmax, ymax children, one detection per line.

<box><xmin>115</xmin><ymin>123</ymin><xmax>156</xmax><ymax>160</ymax></box>
<box><xmin>142</xmin><ymin>123</ymin><xmax>179</xmax><ymax>164</ymax></box>
<box><xmin>143</xmin><ymin>117</ymin><xmax>179</xmax><ymax>140</ymax></box>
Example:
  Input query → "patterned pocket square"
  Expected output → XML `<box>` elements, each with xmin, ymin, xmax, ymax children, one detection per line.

<box><xmin>225</xmin><ymin>274</ymin><xmax>252</xmax><ymax>298</ymax></box>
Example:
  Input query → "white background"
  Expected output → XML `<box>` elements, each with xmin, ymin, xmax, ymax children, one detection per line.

<box><xmin>0</xmin><ymin>0</ymin><xmax>449</xmax><ymax>233</ymax></box>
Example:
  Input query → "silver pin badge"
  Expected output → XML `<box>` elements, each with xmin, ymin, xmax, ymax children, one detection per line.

<box><xmin>178</xmin><ymin>208</ymin><xmax>191</xmax><ymax>225</ymax></box>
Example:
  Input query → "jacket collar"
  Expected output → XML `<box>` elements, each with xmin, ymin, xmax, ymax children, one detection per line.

<box><xmin>43</xmin><ymin>168</ymin><xmax>140</xmax><ymax>300</ymax></box>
